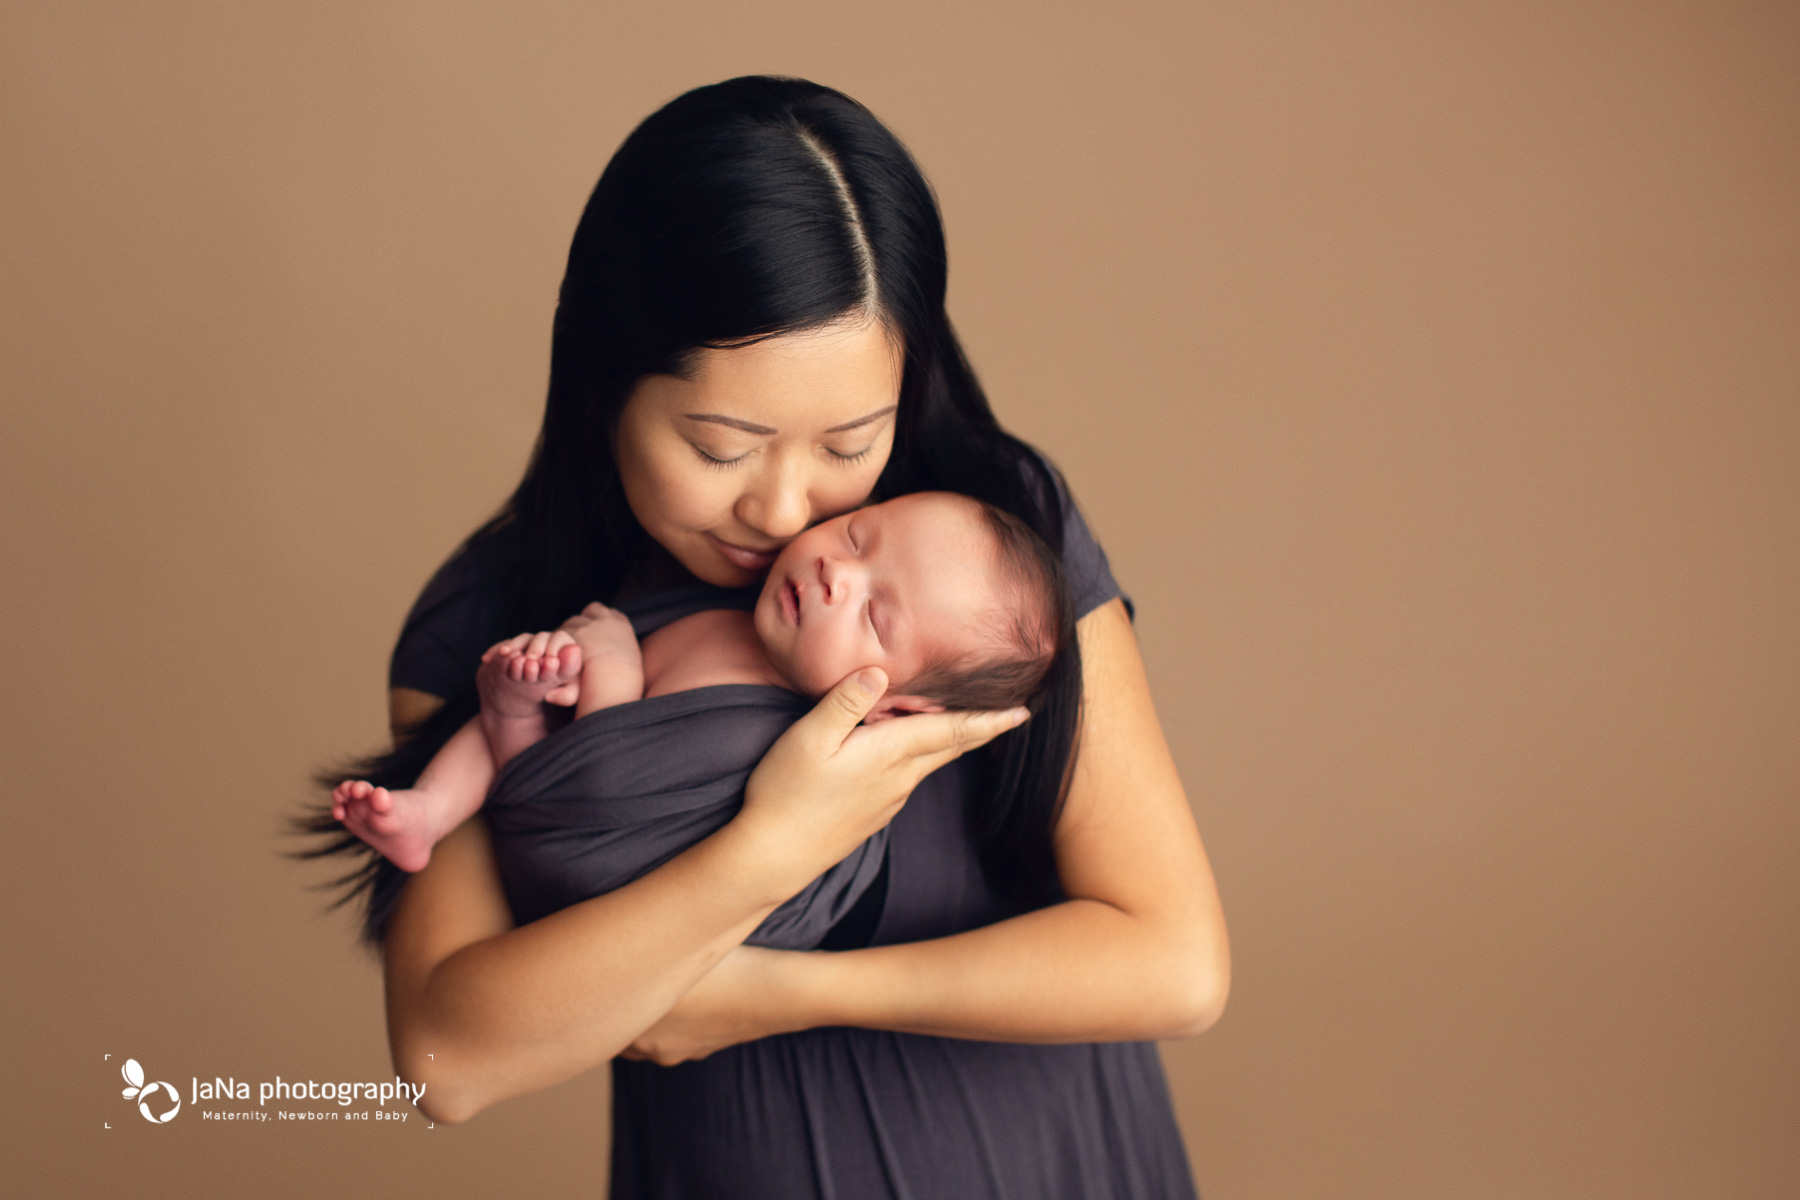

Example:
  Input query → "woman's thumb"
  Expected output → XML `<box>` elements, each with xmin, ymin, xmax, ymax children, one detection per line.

<box><xmin>818</xmin><ymin>667</ymin><xmax>886</xmax><ymax>733</ymax></box>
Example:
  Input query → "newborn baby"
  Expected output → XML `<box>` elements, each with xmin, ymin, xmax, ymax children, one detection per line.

<box><xmin>334</xmin><ymin>491</ymin><xmax>1062</xmax><ymax>873</ymax></box>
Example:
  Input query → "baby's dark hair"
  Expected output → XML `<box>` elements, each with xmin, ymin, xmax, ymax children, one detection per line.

<box><xmin>904</xmin><ymin>500</ymin><xmax>1073</xmax><ymax>713</ymax></box>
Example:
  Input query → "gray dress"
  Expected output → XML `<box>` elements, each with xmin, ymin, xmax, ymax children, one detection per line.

<box><xmin>391</xmin><ymin>483</ymin><xmax>1198</xmax><ymax>1200</ymax></box>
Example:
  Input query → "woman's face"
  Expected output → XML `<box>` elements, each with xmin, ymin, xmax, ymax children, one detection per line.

<box><xmin>614</xmin><ymin>318</ymin><xmax>904</xmax><ymax>588</ymax></box>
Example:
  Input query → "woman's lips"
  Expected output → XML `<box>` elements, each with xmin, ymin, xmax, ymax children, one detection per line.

<box><xmin>707</xmin><ymin>533</ymin><xmax>780</xmax><ymax>572</ymax></box>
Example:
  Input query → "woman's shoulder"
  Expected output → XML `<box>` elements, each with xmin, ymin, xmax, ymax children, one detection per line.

<box><xmin>1021</xmin><ymin>446</ymin><xmax>1133</xmax><ymax>622</ymax></box>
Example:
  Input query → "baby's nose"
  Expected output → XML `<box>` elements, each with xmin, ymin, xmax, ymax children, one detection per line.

<box><xmin>817</xmin><ymin>555</ymin><xmax>852</xmax><ymax>603</ymax></box>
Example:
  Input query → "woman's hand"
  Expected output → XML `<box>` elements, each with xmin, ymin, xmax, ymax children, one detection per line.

<box><xmin>732</xmin><ymin>666</ymin><xmax>1028</xmax><ymax>897</ymax></box>
<box><xmin>619</xmin><ymin>945</ymin><xmax>811</xmax><ymax>1065</ymax></box>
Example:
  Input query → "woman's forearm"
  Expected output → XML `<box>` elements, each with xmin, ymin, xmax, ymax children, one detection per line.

<box><xmin>387</xmin><ymin>816</ymin><xmax>790</xmax><ymax>1123</ymax></box>
<box><xmin>799</xmin><ymin>895</ymin><xmax>1228</xmax><ymax>1044</ymax></box>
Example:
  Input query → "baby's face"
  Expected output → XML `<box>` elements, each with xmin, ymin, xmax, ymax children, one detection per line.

<box><xmin>754</xmin><ymin>492</ymin><xmax>1001</xmax><ymax>702</ymax></box>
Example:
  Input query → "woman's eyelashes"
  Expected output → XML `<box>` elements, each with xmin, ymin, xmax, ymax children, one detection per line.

<box><xmin>690</xmin><ymin>442</ymin><xmax>749</xmax><ymax>469</ymax></box>
<box><xmin>687</xmin><ymin>440</ymin><xmax>876</xmax><ymax>469</ymax></box>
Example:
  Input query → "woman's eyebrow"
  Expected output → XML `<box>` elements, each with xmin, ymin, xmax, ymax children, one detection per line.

<box><xmin>684</xmin><ymin>414</ymin><xmax>777</xmax><ymax>435</ymax></box>
<box><xmin>683</xmin><ymin>405</ymin><xmax>896</xmax><ymax>436</ymax></box>
<box><xmin>824</xmin><ymin>405</ymin><xmax>897</xmax><ymax>433</ymax></box>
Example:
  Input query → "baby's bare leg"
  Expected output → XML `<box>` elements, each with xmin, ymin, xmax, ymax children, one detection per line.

<box><xmin>477</xmin><ymin>632</ymin><xmax>585</xmax><ymax>767</ymax></box>
<box><xmin>332</xmin><ymin>718</ymin><xmax>493</xmax><ymax>873</ymax></box>
<box><xmin>560</xmin><ymin>603</ymin><xmax>646</xmax><ymax>717</ymax></box>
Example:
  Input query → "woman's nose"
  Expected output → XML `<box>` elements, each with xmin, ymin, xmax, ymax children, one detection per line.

<box><xmin>737</xmin><ymin>461</ymin><xmax>811</xmax><ymax>540</ymax></box>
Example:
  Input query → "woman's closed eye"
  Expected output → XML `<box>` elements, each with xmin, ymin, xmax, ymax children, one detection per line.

<box><xmin>689</xmin><ymin>441</ymin><xmax>750</xmax><ymax>469</ymax></box>
<box><xmin>826</xmin><ymin>444</ymin><xmax>876</xmax><ymax>465</ymax></box>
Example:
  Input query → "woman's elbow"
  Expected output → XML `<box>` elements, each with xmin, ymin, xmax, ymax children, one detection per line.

<box><xmin>1160</xmin><ymin>935</ymin><xmax>1230</xmax><ymax>1039</ymax></box>
<box><xmin>397</xmin><ymin>1056</ymin><xmax>490</xmax><ymax>1125</ymax></box>
<box><xmin>415</xmin><ymin>1085</ymin><xmax>481</xmax><ymax>1126</ymax></box>
<box><xmin>392</xmin><ymin>1033</ymin><xmax>492</xmax><ymax>1126</ymax></box>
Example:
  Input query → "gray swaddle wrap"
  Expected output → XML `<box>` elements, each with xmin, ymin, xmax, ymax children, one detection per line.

<box><xmin>481</xmin><ymin>588</ymin><xmax>887</xmax><ymax>948</ymax></box>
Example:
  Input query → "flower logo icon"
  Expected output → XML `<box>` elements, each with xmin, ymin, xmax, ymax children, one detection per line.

<box><xmin>121</xmin><ymin>1059</ymin><xmax>180</xmax><ymax>1124</ymax></box>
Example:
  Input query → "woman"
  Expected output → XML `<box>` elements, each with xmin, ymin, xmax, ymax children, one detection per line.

<box><xmin>337</xmin><ymin>76</ymin><xmax>1227</xmax><ymax>1197</ymax></box>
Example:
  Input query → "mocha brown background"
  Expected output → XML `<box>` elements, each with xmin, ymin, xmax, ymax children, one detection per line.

<box><xmin>4</xmin><ymin>1</ymin><xmax>1795</xmax><ymax>1196</ymax></box>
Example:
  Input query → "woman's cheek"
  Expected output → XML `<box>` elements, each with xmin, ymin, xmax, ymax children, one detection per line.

<box><xmin>821</xmin><ymin>467</ymin><xmax>884</xmax><ymax>520</ymax></box>
<box><xmin>652</xmin><ymin>458</ymin><xmax>731</xmax><ymax>535</ymax></box>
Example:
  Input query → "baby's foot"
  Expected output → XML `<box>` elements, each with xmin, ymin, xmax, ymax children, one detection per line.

<box><xmin>332</xmin><ymin>780</ymin><xmax>438</xmax><ymax>873</ymax></box>
<box><xmin>477</xmin><ymin>636</ymin><xmax>584</xmax><ymax>766</ymax></box>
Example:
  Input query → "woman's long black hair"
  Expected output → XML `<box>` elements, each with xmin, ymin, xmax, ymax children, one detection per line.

<box><xmin>296</xmin><ymin>76</ymin><xmax>1084</xmax><ymax>940</ymax></box>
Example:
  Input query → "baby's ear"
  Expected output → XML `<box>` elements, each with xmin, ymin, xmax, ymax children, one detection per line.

<box><xmin>862</xmin><ymin>694</ymin><xmax>947</xmax><ymax>724</ymax></box>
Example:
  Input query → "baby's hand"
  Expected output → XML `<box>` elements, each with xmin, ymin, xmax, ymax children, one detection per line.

<box><xmin>561</xmin><ymin>602</ymin><xmax>645</xmax><ymax>711</ymax></box>
<box><xmin>562</xmin><ymin>603</ymin><xmax>641</xmax><ymax>666</ymax></box>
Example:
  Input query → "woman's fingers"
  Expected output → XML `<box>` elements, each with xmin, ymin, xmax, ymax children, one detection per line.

<box><xmin>852</xmin><ymin>704</ymin><xmax>1029</xmax><ymax>761</ymax></box>
<box><xmin>792</xmin><ymin>667</ymin><xmax>1026</xmax><ymax>771</ymax></box>
<box><xmin>857</xmin><ymin>705</ymin><xmax>1031</xmax><ymax>778</ymax></box>
<box><xmin>824</xmin><ymin>672</ymin><xmax>885</xmax><ymax>726</ymax></box>
<box><xmin>804</xmin><ymin>668</ymin><xmax>886</xmax><ymax>746</ymax></box>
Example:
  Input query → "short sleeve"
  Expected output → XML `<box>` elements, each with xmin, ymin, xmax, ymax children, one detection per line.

<box><xmin>1044</xmin><ymin>456</ymin><xmax>1133</xmax><ymax>621</ymax></box>
<box><xmin>388</xmin><ymin>529</ymin><xmax>518</xmax><ymax>699</ymax></box>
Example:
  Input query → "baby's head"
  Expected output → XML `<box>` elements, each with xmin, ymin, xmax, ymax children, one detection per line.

<box><xmin>754</xmin><ymin>492</ymin><xmax>1069</xmax><ymax>720</ymax></box>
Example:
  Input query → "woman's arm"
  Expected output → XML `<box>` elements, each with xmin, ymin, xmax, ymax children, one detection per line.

<box><xmin>625</xmin><ymin>598</ymin><xmax>1229</xmax><ymax>1062</ymax></box>
<box><xmin>378</xmin><ymin>669</ymin><xmax>1027</xmax><ymax>1123</ymax></box>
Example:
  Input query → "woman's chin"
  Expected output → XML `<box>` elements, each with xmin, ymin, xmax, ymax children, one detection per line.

<box><xmin>672</xmin><ymin>542</ymin><xmax>767</xmax><ymax>589</ymax></box>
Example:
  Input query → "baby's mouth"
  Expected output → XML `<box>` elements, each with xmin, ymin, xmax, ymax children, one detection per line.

<box><xmin>781</xmin><ymin>579</ymin><xmax>801</xmax><ymax>625</ymax></box>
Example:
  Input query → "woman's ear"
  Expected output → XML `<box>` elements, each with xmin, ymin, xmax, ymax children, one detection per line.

<box><xmin>862</xmin><ymin>694</ymin><xmax>947</xmax><ymax>724</ymax></box>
